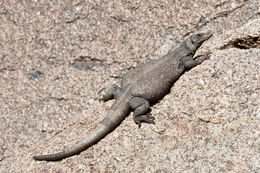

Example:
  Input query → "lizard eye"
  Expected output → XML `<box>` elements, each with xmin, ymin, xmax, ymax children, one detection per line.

<box><xmin>190</xmin><ymin>35</ymin><xmax>199</xmax><ymax>44</ymax></box>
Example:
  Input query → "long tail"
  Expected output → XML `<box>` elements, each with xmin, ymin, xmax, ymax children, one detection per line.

<box><xmin>33</xmin><ymin>97</ymin><xmax>130</xmax><ymax>161</ymax></box>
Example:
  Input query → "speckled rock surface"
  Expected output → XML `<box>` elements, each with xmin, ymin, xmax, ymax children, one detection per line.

<box><xmin>0</xmin><ymin>0</ymin><xmax>259</xmax><ymax>172</ymax></box>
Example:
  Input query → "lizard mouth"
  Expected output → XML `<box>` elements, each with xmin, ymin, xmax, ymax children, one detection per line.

<box><xmin>202</xmin><ymin>30</ymin><xmax>213</xmax><ymax>40</ymax></box>
<box><xmin>192</xmin><ymin>30</ymin><xmax>213</xmax><ymax>45</ymax></box>
<box><xmin>199</xmin><ymin>30</ymin><xmax>212</xmax><ymax>40</ymax></box>
<box><xmin>188</xmin><ymin>30</ymin><xmax>213</xmax><ymax>51</ymax></box>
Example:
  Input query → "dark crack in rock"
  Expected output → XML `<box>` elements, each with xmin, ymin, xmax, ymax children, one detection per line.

<box><xmin>28</xmin><ymin>70</ymin><xmax>44</xmax><ymax>80</ymax></box>
<box><xmin>220</xmin><ymin>36</ymin><xmax>260</xmax><ymax>49</ymax></box>
<box><xmin>71</xmin><ymin>56</ymin><xmax>104</xmax><ymax>71</ymax></box>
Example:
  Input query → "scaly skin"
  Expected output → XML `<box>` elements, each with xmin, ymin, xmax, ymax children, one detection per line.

<box><xmin>33</xmin><ymin>30</ymin><xmax>212</xmax><ymax>161</ymax></box>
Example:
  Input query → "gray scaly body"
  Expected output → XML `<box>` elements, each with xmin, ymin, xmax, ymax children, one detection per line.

<box><xmin>33</xmin><ymin>30</ymin><xmax>212</xmax><ymax>161</ymax></box>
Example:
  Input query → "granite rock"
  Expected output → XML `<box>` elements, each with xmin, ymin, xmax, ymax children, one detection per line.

<box><xmin>0</xmin><ymin>0</ymin><xmax>259</xmax><ymax>172</ymax></box>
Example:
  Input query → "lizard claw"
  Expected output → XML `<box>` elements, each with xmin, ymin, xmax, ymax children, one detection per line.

<box><xmin>134</xmin><ymin>113</ymin><xmax>155</xmax><ymax>128</ymax></box>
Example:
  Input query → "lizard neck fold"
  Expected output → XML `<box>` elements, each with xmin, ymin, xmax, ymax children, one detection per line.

<box><xmin>163</xmin><ymin>41</ymin><xmax>194</xmax><ymax>62</ymax></box>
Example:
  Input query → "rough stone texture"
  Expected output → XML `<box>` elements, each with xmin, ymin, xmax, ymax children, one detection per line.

<box><xmin>0</xmin><ymin>0</ymin><xmax>259</xmax><ymax>172</ymax></box>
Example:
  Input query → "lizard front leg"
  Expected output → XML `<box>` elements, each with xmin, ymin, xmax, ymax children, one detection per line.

<box><xmin>129</xmin><ymin>97</ymin><xmax>155</xmax><ymax>128</ymax></box>
<box><xmin>181</xmin><ymin>55</ymin><xmax>200</xmax><ymax>69</ymax></box>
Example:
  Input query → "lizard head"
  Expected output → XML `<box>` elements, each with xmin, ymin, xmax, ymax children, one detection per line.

<box><xmin>186</xmin><ymin>30</ymin><xmax>212</xmax><ymax>52</ymax></box>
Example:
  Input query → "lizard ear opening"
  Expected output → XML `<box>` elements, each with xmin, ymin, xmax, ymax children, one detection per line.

<box><xmin>186</xmin><ymin>37</ymin><xmax>197</xmax><ymax>52</ymax></box>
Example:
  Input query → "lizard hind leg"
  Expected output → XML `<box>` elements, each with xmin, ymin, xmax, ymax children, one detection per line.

<box><xmin>99</xmin><ymin>84</ymin><xmax>121</xmax><ymax>102</ymax></box>
<box><xmin>129</xmin><ymin>97</ymin><xmax>155</xmax><ymax>128</ymax></box>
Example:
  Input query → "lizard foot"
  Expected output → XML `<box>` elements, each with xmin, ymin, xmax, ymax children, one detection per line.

<box><xmin>134</xmin><ymin>113</ymin><xmax>155</xmax><ymax>128</ymax></box>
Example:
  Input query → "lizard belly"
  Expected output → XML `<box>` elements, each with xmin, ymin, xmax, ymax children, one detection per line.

<box><xmin>131</xmin><ymin>73</ymin><xmax>179</xmax><ymax>102</ymax></box>
<box><xmin>121</xmin><ymin>58</ymin><xmax>184</xmax><ymax>102</ymax></box>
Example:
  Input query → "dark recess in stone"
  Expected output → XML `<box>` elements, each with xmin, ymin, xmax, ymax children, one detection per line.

<box><xmin>220</xmin><ymin>36</ymin><xmax>260</xmax><ymax>50</ymax></box>
<box><xmin>232</xmin><ymin>36</ymin><xmax>260</xmax><ymax>49</ymax></box>
<box><xmin>28</xmin><ymin>70</ymin><xmax>44</xmax><ymax>80</ymax></box>
<box><xmin>71</xmin><ymin>56</ymin><xmax>104</xmax><ymax>71</ymax></box>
